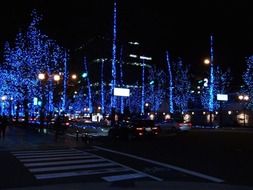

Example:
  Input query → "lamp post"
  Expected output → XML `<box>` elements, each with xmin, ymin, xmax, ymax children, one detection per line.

<box><xmin>238</xmin><ymin>94</ymin><xmax>249</xmax><ymax>127</ymax></box>
<box><xmin>38</xmin><ymin>73</ymin><xmax>46</xmax><ymax>129</ymax></box>
<box><xmin>203</xmin><ymin>58</ymin><xmax>214</xmax><ymax>125</ymax></box>
<box><xmin>1</xmin><ymin>95</ymin><xmax>7</xmax><ymax>115</ymax></box>
<box><xmin>38</xmin><ymin>73</ymin><xmax>61</xmax><ymax>127</ymax></box>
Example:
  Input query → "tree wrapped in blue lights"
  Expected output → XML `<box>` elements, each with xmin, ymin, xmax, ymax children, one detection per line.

<box><xmin>166</xmin><ymin>51</ymin><xmax>174</xmax><ymax>113</ymax></box>
<box><xmin>129</xmin><ymin>85</ymin><xmax>142</xmax><ymax>114</ymax></box>
<box><xmin>141</xmin><ymin>61</ymin><xmax>145</xmax><ymax>114</ymax></box>
<box><xmin>242</xmin><ymin>55</ymin><xmax>253</xmax><ymax>109</ymax></box>
<box><xmin>83</xmin><ymin>57</ymin><xmax>93</xmax><ymax>113</ymax></box>
<box><xmin>69</xmin><ymin>89</ymin><xmax>89</xmax><ymax>114</ymax></box>
<box><xmin>201</xmin><ymin>66</ymin><xmax>232</xmax><ymax>110</ymax></box>
<box><xmin>0</xmin><ymin>9</ymin><xmax>67</xmax><ymax>118</ymax></box>
<box><xmin>145</xmin><ymin>67</ymin><xmax>166</xmax><ymax>112</ymax></box>
<box><xmin>110</xmin><ymin>0</ymin><xmax>118</xmax><ymax>110</ymax></box>
<box><xmin>173</xmin><ymin>58</ymin><xmax>192</xmax><ymax>113</ymax></box>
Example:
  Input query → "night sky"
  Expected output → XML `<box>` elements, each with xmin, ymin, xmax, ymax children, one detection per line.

<box><xmin>0</xmin><ymin>0</ymin><xmax>253</xmax><ymax>89</ymax></box>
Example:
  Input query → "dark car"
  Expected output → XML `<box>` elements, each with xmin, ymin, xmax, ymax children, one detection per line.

<box><xmin>53</xmin><ymin>116</ymin><xmax>70</xmax><ymax>135</ymax></box>
<box><xmin>108</xmin><ymin>119</ymin><xmax>160</xmax><ymax>140</ymax></box>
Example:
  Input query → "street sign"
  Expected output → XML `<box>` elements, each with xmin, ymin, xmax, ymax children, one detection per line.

<box><xmin>113</xmin><ymin>88</ymin><xmax>130</xmax><ymax>97</ymax></box>
<box><xmin>217</xmin><ymin>94</ymin><xmax>228</xmax><ymax>101</ymax></box>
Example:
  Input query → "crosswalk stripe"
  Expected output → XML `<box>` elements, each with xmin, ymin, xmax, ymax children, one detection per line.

<box><xmin>12</xmin><ymin>148</ymin><xmax>153</xmax><ymax>182</ymax></box>
<box><xmin>102</xmin><ymin>173</ymin><xmax>147</xmax><ymax>182</ymax></box>
<box><xmin>12</xmin><ymin>149</ymin><xmax>74</xmax><ymax>154</ymax></box>
<box><xmin>24</xmin><ymin>158</ymin><xmax>105</xmax><ymax>167</ymax></box>
<box><xmin>35</xmin><ymin>167</ymin><xmax>131</xmax><ymax>180</ymax></box>
<box><xmin>29</xmin><ymin>162</ymin><xmax>116</xmax><ymax>173</ymax></box>
<box><xmin>20</xmin><ymin>155</ymin><xmax>96</xmax><ymax>163</ymax></box>
<box><xmin>15</xmin><ymin>153</ymin><xmax>89</xmax><ymax>159</ymax></box>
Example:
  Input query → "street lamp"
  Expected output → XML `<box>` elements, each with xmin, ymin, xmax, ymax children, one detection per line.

<box><xmin>71</xmin><ymin>74</ymin><xmax>77</xmax><ymax>80</ymax></box>
<box><xmin>53</xmin><ymin>74</ymin><xmax>60</xmax><ymax>82</ymax></box>
<box><xmin>38</xmin><ymin>73</ymin><xmax>46</xmax><ymax>80</ymax></box>
<box><xmin>238</xmin><ymin>94</ymin><xmax>249</xmax><ymax>127</ymax></box>
<box><xmin>204</xmin><ymin>58</ymin><xmax>210</xmax><ymax>65</ymax></box>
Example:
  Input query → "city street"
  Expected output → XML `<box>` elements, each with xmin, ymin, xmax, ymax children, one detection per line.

<box><xmin>1</xmin><ymin>126</ymin><xmax>253</xmax><ymax>189</ymax></box>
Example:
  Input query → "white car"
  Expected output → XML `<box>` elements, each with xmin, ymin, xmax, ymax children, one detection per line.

<box><xmin>156</xmin><ymin>119</ymin><xmax>192</xmax><ymax>133</ymax></box>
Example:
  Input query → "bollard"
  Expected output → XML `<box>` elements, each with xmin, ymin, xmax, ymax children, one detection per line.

<box><xmin>76</xmin><ymin>130</ymin><xmax>79</xmax><ymax>141</ymax></box>
<box><xmin>82</xmin><ymin>133</ymin><xmax>89</xmax><ymax>144</ymax></box>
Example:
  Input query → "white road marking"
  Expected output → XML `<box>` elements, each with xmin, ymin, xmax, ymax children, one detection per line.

<box><xmin>12</xmin><ymin>148</ymin><xmax>160</xmax><ymax>182</ymax></box>
<box><xmin>29</xmin><ymin>162</ymin><xmax>116</xmax><ymax>172</ymax></box>
<box><xmin>35</xmin><ymin>167</ymin><xmax>130</xmax><ymax>180</ymax></box>
<box><xmin>15</xmin><ymin>153</ymin><xmax>88</xmax><ymax>159</ymax></box>
<box><xmin>102</xmin><ymin>173</ymin><xmax>147</xmax><ymax>182</ymax></box>
<box><xmin>93</xmin><ymin>146</ymin><xmax>224</xmax><ymax>183</ymax></box>
<box><xmin>87</xmin><ymin>149</ymin><xmax>162</xmax><ymax>182</ymax></box>
<box><xmin>24</xmin><ymin>158</ymin><xmax>105</xmax><ymax>167</ymax></box>
<box><xmin>12</xmin><ymin>149</ymin><xmax>73</xmax><ymax>154</ymax></box>
<box><xmin>20</xmin><ymin>155</ymin><xmax>96</xmax><ymax>162</ymax></box>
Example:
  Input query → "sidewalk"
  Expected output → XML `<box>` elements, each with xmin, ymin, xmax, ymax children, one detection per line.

<box><xmin>0</xmin><ymin>125</ymin><xmax>90</xmax><ymax>150</ymax></box>
<box><xmin>4</xmin><ymin>181</ymin><xmax>253</xmax><ymax>190</ymax></box>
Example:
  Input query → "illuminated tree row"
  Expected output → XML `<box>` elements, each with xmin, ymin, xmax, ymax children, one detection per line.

<box><xmin>0</xmin><ymin>10</ymin><xmax>67</xmax><ymax>118</ymax></box>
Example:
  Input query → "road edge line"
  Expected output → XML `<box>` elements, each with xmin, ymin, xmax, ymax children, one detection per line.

<box><xmin>93</xmin><ymin>146</ymin><xmax>224</xmax><ymax>183</ymax></box>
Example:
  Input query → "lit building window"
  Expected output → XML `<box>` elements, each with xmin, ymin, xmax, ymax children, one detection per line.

<box><xmin>129</xmin><ymin>54</ymin><xmax>137</xmax><ymax>58</ymax></box>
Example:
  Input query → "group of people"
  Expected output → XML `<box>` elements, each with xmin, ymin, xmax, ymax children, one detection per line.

<box><xmin>0</xmin><ymin>114</ymin><xmax>9</xmax><ymax>139</ymax></box>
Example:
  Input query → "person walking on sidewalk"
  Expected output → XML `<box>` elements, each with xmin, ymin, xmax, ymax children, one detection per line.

<box><xmin>0</xmin><ymin>114</ymin><xmax>9</xmax><ymax>140</ymax></box>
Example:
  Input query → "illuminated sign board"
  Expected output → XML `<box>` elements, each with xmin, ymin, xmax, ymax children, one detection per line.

<box><xmin>217</xmin><ymin>94</ymin><xmax>228</xmax><ymax>101</ymax></box>
<box><xmin>113</xmin><ymin>88</ymin><xmax>130</xmax><ymax>97</ymax></box>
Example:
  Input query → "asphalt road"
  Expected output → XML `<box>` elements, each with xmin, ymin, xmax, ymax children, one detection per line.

<box><xmin>1</xmin><ymin>126</ymin><xmax>253</xmax><ymax>189</ymax></box>
<box><xmin>93</xmin><ymin>129</ymin><xmax>253</xmax><ymax>186</ymax></box>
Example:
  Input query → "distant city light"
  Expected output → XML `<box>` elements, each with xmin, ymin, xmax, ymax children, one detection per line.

<box><xmin>183</xmin><ymin>114</ymin><xmax>191</xmax><ymax>122</ymax></box>
<box><xmin>238</xmin><ymin>94</ymin><xmax>249</xmax><ymax>101</ymax></box>
<box><xmin>129</xmin><ymin>54</ymin><xmax>137</xmax><ymax>58</ymax></box>
<box><xmin>1</xmin><ymin>95</ymin><xmax>7</xmax><ymax>101</ymax></box>
<box><xmin>140</xmin><ymin>56</ymin><xmax>152</xmax><ymax>60</ymax></box>
<box><xmin>165</xmin><ymin>114</ymin><xmax>171</xmax><ymax>120</ymax></box>
<box><xmin>149</xmin><ymin>113</ymin><xmax>155</xmax><ymax>120</ymax></box>
<box><xmin>128</xmin><ymin>41</ymin><xmax>139</xmax><ymax>45</ymax></box>
<box><xmin>33</xmin><ymin>97</ymin><xmax>38</xmax><ymax>106</ymax></box>
<box><xmin>82</xmin><ymin>72</ymin><xmax>88</xmax><ymax>78</ymax></box>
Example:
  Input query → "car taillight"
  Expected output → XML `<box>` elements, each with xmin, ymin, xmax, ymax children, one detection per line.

<box><xmin>152</xmin><ymin>127</ymin><xmax>158</xmax><ymax>130</ymax></box>
<box><xmin>65</xmin><ymin>122</ymin><xmax>70</xmax><ymax>126</ymax></box>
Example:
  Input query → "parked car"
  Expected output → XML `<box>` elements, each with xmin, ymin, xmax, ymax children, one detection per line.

<box><xmin>108</xmin><ymin>119</ymin><xmax>160</xmax><ymax>140</ymax></box>
<box><xmin>156</xmin><ymin>119</ymin><xmax>192</xmax><ymax>133</ymax></box>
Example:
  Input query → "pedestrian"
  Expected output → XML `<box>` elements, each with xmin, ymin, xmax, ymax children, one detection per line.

<box><xmin>54</xmin><ymin>115</ymin><xmax>62</xmax><ymax>141</ymax></box>
<box><xmin>0</xmin><ymin>114</ymin><xmax>9</xmax><ymax>139</ymax></box>
<box><xmin>0</xmin><ymin>115</ymin><xmax>2</xmax><ymax>139</ymax></box>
